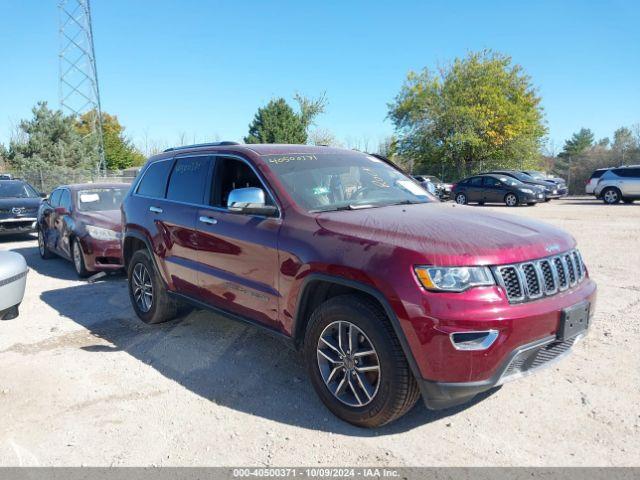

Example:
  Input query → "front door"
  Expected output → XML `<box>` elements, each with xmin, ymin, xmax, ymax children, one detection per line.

<box><xmin>195</xmin><ymin>155</ymin><xmax>281</xmax><ymax>331</ymax></box>
<box><xmin>482</xmin><ymin>176</ymin><xmax>507</xmax><ymax>203</ymax></box>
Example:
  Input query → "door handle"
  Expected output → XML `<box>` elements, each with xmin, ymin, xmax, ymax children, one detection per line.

<box><xmin>199</xmin><ymin>216</ymin><xmax>218</xmax><ymax>225</ymax></box>
<box><xmin>149</xmin><ymin>206</ymin><xmax>163</xmax><ymax>214</ymax></box>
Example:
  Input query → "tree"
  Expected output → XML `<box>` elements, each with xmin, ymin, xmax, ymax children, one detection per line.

<box><xmin>76</xmin><ymin>111</ymin><xmax>146</xmax><ymax>169</ymax></box>
<box><xmin>1</xmin><ymin>101</ymin><xmax>94</xmax><ymax>171</ymax></box>
<box><xmin>245</xmin><ymin>94</ymin><xmax>326</xmax><ymax>144</ymax></box>
<box><xmin>558</xmin><ymin>128</ymin><xmax>594</xmax><ymax>158</ymax></box>
<box><xmin>388</xmin><ymin>50</ymin><xmax>547</xmax><ymax>179</ymax></box>
<box><xmin>612</xmin><ymin>127</ymin><xmax>636</xmax><ymax>162</ymax></box>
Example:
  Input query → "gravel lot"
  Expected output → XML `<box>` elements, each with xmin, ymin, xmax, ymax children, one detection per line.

<box><xmin>0</xmin><ymin>197</ymin><xmax>638</xmax><ymax>467</ymax></box>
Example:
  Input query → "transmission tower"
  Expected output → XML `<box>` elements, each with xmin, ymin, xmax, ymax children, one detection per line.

<box><xmin>58</xmin><ymin>0</ymin><xmax>106</xmax><ymax>175</ymax></box>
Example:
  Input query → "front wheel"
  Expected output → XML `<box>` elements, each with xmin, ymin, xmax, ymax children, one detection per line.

<box><xmin>505</xmin><ymin>193</ymin><xmax>519</xmax><ymax>207</ymax></box>
<box><xmin>127</xmin><ymin>249</ymin><xmax>178</xmax><ymax>324</ymax></box>
<box><xmin>304</xmin><ymin>295</ymin><xmax>420</xmax><ymax>428</ymax></box>
<box><xmin>72</xmin><ymin>239</ymin><xmax>90</xmax><ymax>278</ymax></box>
<box><xmin>455</xmin><ymin>193</ymin><xmax>467</xmax><ymax>205</ymax></box>
<box><xmin>38</xmin><ymin>228</ymin><xmax>54</xmax><ymax>259</ymax></box>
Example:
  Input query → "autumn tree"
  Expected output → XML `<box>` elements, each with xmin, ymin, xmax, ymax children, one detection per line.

<box><xmin>388</xmin><ymin>50</ymin><xmax>547</xmax><ymax>179</ymax></box>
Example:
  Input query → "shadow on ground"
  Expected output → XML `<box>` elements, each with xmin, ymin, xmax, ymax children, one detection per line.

<box><xmin>10</xmin><ymin>238</ymin><xmax>494</xmax><ymax>434</ymax></box>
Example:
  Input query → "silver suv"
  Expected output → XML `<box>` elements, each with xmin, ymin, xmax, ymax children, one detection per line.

<box><xmin>594</xmin><ymin>166</ymin><xmax>640</xmax><ymax>204</ymax></box>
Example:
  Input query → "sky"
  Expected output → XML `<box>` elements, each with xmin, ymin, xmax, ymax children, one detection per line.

<box><xmin>1</xmin><ymin>0</ymin><xmax>639</xmax><ymax>153</ymax></box>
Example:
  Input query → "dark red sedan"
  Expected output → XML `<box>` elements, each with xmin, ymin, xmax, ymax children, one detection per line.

<box><xmin>37</xmin><ymin>183</ymin><xmax>129</xmax><ymax>277</ymax></box>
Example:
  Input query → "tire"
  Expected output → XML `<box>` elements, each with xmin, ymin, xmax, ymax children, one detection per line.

<box><xmin>504</xmin><ymin>193</ymin><xmax>519</xmax><ymax>207</ymax></box>
<box><xmin>527</xmin><ymin>202</ymin><xmax>536</xmax><ymax>206</ymax></box>
<box><xmin>477</xmin><ymin>201</ymin><xmax>485</xmax><ymax>206</ymax></box>
<box><xmin>455</xmin><ymin>193</ymin><xmax>467</xmax><ymax>205</ymax></box>
<box><xmin>38</xmin><ymin>227</ymin><xmax>54</xmax><ymax>259</ymax></box>
<box><xmin>602</xmin><ymin>187</ymin><xmax>621</xmax><ymax>204</ymax></box>
<box><xmin>127</xmin><ymin>249</ymin><xmax>178</xmax><ymax>324</ymax></box>
<box><xmin>304</xmin><ymin>294</ymin><xmax>420</xmax><ymax>428</ymax></box>
<box><xmin>72</xmin><ymin>239</ymin><xmax>91</xmax><ymax>278</ymax></box>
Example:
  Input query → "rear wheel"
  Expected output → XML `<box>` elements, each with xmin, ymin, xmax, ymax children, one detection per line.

<box><xmin>505</xmin><ymin>193</ymin><xmax>519</xmax><ymax>207</ymax></box>
<box><xmin>304</xmin><ymin>295</ymin><xmax>420</xmax><ymax>428</ymax></box>
<box><xmin>455</xmin><ymin>193</ymin><xmax>467</xmax><ymax>205</ymax></box>
<box><xmin>128</xmin><ymin>249</ymin><xmax>178</xmax><ymax>324</ymax></box>
<box><xmin>38</xmin><ymin>228</ymin><xmax>54</xmax><ymax>259</ymax></box>
<box><xmin>602</xmin><ymin>187</ymin><xmax>621</xmax><ymax>204</ymax></box>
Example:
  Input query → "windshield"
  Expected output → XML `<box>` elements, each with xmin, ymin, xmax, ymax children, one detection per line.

<box><xmin>497</xmin><ymin>176</ymin><xmax>523</xmax><ymax>187</ymax></box>
<box><xmin>262</xmin><ymin>152</ymin><xmax>435</xmax><ymax>212</ymax></box>
<box><xmin>0</xmin><ymin>181</ymin><xmax>39</xmax><ymax>199</ymax></box>
<box><xmin>77</xmin><ymin>187</ymin><xmax>128</xmax><ymax>212</ymax></box>
<box><xmin>526</xmin><ymin>171</ymin><xmax>547</xmax><ymax>180</ymax></box>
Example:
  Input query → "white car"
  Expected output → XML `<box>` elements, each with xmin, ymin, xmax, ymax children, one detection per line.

<box><xmin>0</xmin><ymin>251</ymin><xmax>28</xmax><ymax>320</ymax></box>
<box><xmin>593</xmin><ymin>166</ymin><xmax>640</xmax><ymax>204</ymax></box>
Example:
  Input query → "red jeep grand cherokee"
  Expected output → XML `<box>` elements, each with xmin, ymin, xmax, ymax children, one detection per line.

<box><xmin>121</xmin><ymin>143</ymin><xmax>596</xmax><ymax>427</ymax></box>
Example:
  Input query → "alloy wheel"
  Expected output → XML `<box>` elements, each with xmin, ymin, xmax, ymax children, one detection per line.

<box><xmin>604</xmin><ymin>189</ymin><xmax>618</xmax><ymax>204</ymax></box>
<box><xmin>316</xmin><ymin>320</ymin><xmax>381</xmax><ymax>407</ymax></box>
<box><xmin>455</xmin><ymin>194</ymin><xmax>466</xmax><ymax>205</ymax></box>
<box><xmin>506</xmin><ymin>194</ymin><xmax>517</xmax><ymax>206</ymax></box>
<box><xmin>38</xmin><ymin>230</ymin><xmax>45</xmax><ymax>256</ymax></box>
<box><xmin>73</xmin><ymin>242</ymin><xmax>83</xmax><ymax>273</ymax></box>
<box><xmin>132</xmin><ymin>263</ymin><xmax>153</xmax><ymax>313</ymax></box>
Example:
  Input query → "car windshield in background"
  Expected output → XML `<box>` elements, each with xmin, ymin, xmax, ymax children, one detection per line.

<box><xmin>262</xmin><ymin>152</ymin><xmax>434</xmax><ymax>212</ymax></box>
<box><xmin>526</xmin><ymin>171</ymin><xmax>547</xmax><ymax>180</ymax></box>
<box><xmin>498</xmin><ymin>176</ymin><xmax>522</xmax><ymax>187</ymax></box>
<box><xmin>0</xmin><ymin>181</ymin><xmax>39</xmax><ymax>199</ymax></box>
<box><xmin>77</xmin><ymin>187</ymin><xmax>128</xmax><ymax>212</ymax></box>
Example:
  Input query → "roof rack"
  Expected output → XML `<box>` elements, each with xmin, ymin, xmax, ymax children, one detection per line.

<box><xmin>163</xmin><ymin>141</ymin><xmax>241</xmax><ymax>152</ymax></box>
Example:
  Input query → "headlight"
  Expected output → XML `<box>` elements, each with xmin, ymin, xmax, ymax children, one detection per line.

<box><xmin>553</xmin><ymin>190</ymin><xmax>558</xmax><ymax>194</ymax></box>
<box><xmin>414</xmin><ymin>266</ymin><xmax>495</xmax><ymax>292</ymax></box>
<box><xmin>520</xmin><ymin>188</ymin><xmax>533</xmax><ymax>194</ymax></box>
<box><xmin>85</xmin><ymin>225</ymin><xmax>120</xmax><ymax>241</ymax></box>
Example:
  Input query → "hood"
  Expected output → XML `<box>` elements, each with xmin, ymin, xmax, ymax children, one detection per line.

<box><xmin>75</xmin><ymin>209</ymin><xmax>122</xmax><ymax>232</ymax></box>
<box><xmin>315</xmin><ymin>202</ymin><xmax>575</xmax><ymax>266</ymax></box>
<box><xmin>0</xmin><ymin>197</ymin><xmax>42</xmax><ymax>210</ymax></box>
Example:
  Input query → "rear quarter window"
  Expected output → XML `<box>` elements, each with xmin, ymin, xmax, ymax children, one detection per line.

<box><xmin>136</xmin><ymin>159</ymin><xmax>173</xmax><ymax>198</ymax></box>
<box><xmin>590</xmin><ymin>169</ymin><xmax>607</xmax><ymax>179</ymax></box>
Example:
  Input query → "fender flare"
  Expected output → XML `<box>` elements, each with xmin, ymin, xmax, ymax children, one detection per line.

<box><xmin>292</xmin><ymin>273</ymin><xmax>425</xmax><ymax>387</ymax></box>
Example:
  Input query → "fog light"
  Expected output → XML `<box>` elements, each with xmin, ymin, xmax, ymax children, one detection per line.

<box><xmin>450</xmin><ymin>330</ymin><xmax>499</xmax><ymax>351</ymax></box>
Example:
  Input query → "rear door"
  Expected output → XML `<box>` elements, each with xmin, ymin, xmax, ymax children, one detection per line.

<box><xmin>41</xmin><ymin>188</ymin><xmax>61</xmax><ymax>249</ymax></box>
<box><xmin>195</xmin><ymin>155</ymin><xmax>281</xmax><ymax>330</ymax></box>
<box><xmin>466</xmin><ymin>176</ymin><xmax>484</xmax><ymax>202</ymax></box>
<box><xmin>618</xmin><ymin>168</ymin><xmax>640</xmax><ymax>195</ymax></box>
<box><xmin>54</xmin><ymin>188</ymin><xmax>74</xmax><ymax>258</ymax></box>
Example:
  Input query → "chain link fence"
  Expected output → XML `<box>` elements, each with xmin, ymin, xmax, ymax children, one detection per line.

<box><xmin>0</xmin><ymin>166</ymin><xmax>139</xmax><ymax>194</ymax></box>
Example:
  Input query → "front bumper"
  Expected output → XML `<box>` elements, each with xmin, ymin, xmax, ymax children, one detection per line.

<box><xmin>79</xmin><ymin>235</ymin><xmax>124</xmax><ymax>272</ymax></box>
<box><xmin>0</xmin><ymin>217</ymin><xmax>37</xmax><ymax>235</ymax></box>
<box><xmin>419</xmin><ymin>331</ymin><xmax>587</xmax><ymax>409</ymax></box>
<box><xmin>519</xmin><ymin>191</ymin><xmax>544</xmax><ymax>203</ymax></box>
<box><xmin>399</xmin><ymin>276</ymin><xmax>597</xmax><ymax>409</ymax></box>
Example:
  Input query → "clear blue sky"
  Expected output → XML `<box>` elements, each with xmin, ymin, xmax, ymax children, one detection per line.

<box><xmin>1</xmin><ymin>0</ymin><xmax>639</xmax><ymax>153</ymax></box>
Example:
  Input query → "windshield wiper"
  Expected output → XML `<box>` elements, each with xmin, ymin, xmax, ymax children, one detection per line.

<box><xmin>311</xmin><ymin>203</ymin><xmax>377</xmax><ymax>213</ymax></box>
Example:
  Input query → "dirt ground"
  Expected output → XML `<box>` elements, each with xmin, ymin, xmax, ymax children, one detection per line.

<box><xmin>0</xmin><ymin>197</ymin><xmax>638</xmax><ymax>466</ymax></box>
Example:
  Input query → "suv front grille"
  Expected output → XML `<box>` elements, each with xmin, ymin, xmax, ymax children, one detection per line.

<box><xmin>493</xmin><ymin>249</ymin><xmax>586</xmax><ymax>303</ymax></box>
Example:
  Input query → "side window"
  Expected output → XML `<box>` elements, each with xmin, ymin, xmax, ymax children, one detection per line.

<box><xmin>469</xmin><ymin>177</ymin><xmax>483</xmax><ymax>186</ymax></box>
<box><xmin>483</xmin><ymin>177</ymin><xmax>500</xmax><ymax>187</ymax></box>
<box><xmin>60</xmin><ymin>189</ymin><xmax>71</xmax><ymax>211</ymax></box>
<box><xmin>49</xmin><ymin>189</ymin><xmax>62</xmax><ymax>207</ymax></box>
<box><xmin>166</xmin><ymin>156</ymin><xmax>210</xmax><ymax>204</ymax></box>
<box><xmin>212</xmin><ymin>157</ymin><xmax>273</xmax><ymax>208</ymax></box>
<box><xmin>616</xmin><ymin>168</ymin><xmax>640</xmax><ymax>178</ymax></box>
<box><xmin>136</xmin><ymin>159</ymin><xmax>173</xmax><ymax>198</ymax></box>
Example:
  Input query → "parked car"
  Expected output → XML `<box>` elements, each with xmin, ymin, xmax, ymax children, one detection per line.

<box><xmin>0</xmin><ymin>173</ymin><xmax>13</xmax><ymax>180</ymax></box>
<box><xmin>0</xmin><ymin>179</ymin><xmax>45</xmax><ymax>237</ymax></box>
<box><xmin>593</xmin><ymin>166</ymin><xmax>640</xmax><ymax>204</ymax></box>
<box><xmin>414</xmin><ymin>175</ymin><xmax>452</xmax><ymax>200</ymax></box>
<box><xmin>0</xmin><ymin>251</ymin><xmax>27</xmax><ymax>320</ymax></box>
<box><xmin>452</xmin><ymin>174</ymin><xmax>545</xmax><ymax>206</ymax></box>
<box><xmin>484</xmin><ymin>170</ymin><xmax>560</xmax><ymax>200</ymax></box>
<box><xmin>520</xmin><ymin>170</ymin><xmax>568</xmax><ymax>197</ymax></box>
<box><xmin>37</xmin><ymin>183</ymin><xmax>129</xmax><ymax>277</ymax></box>
<box><xmin>586</xmin><ymin>168</ymin><xmax>610</xmax><ymax>195</ymax></box>
<box><xmin>121</xmin><ymin>143</ymin><xmax>596</xmax><ymax>427</ymax></box>
<box><xmin>412</xmin><ymin>175</ymin><xmax>437</xmax><ymax>196</ymax></box>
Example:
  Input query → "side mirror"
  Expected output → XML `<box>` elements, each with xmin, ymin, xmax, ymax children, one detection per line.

<box><xmin>227</xmin><ymin>187</ymin><xmax>277</xmax><ymax>217</ymax></box>
<box><xmin>54</xmin><ymin>207</ymin><xmax>70</xmax><ymax>216</ymax></box>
